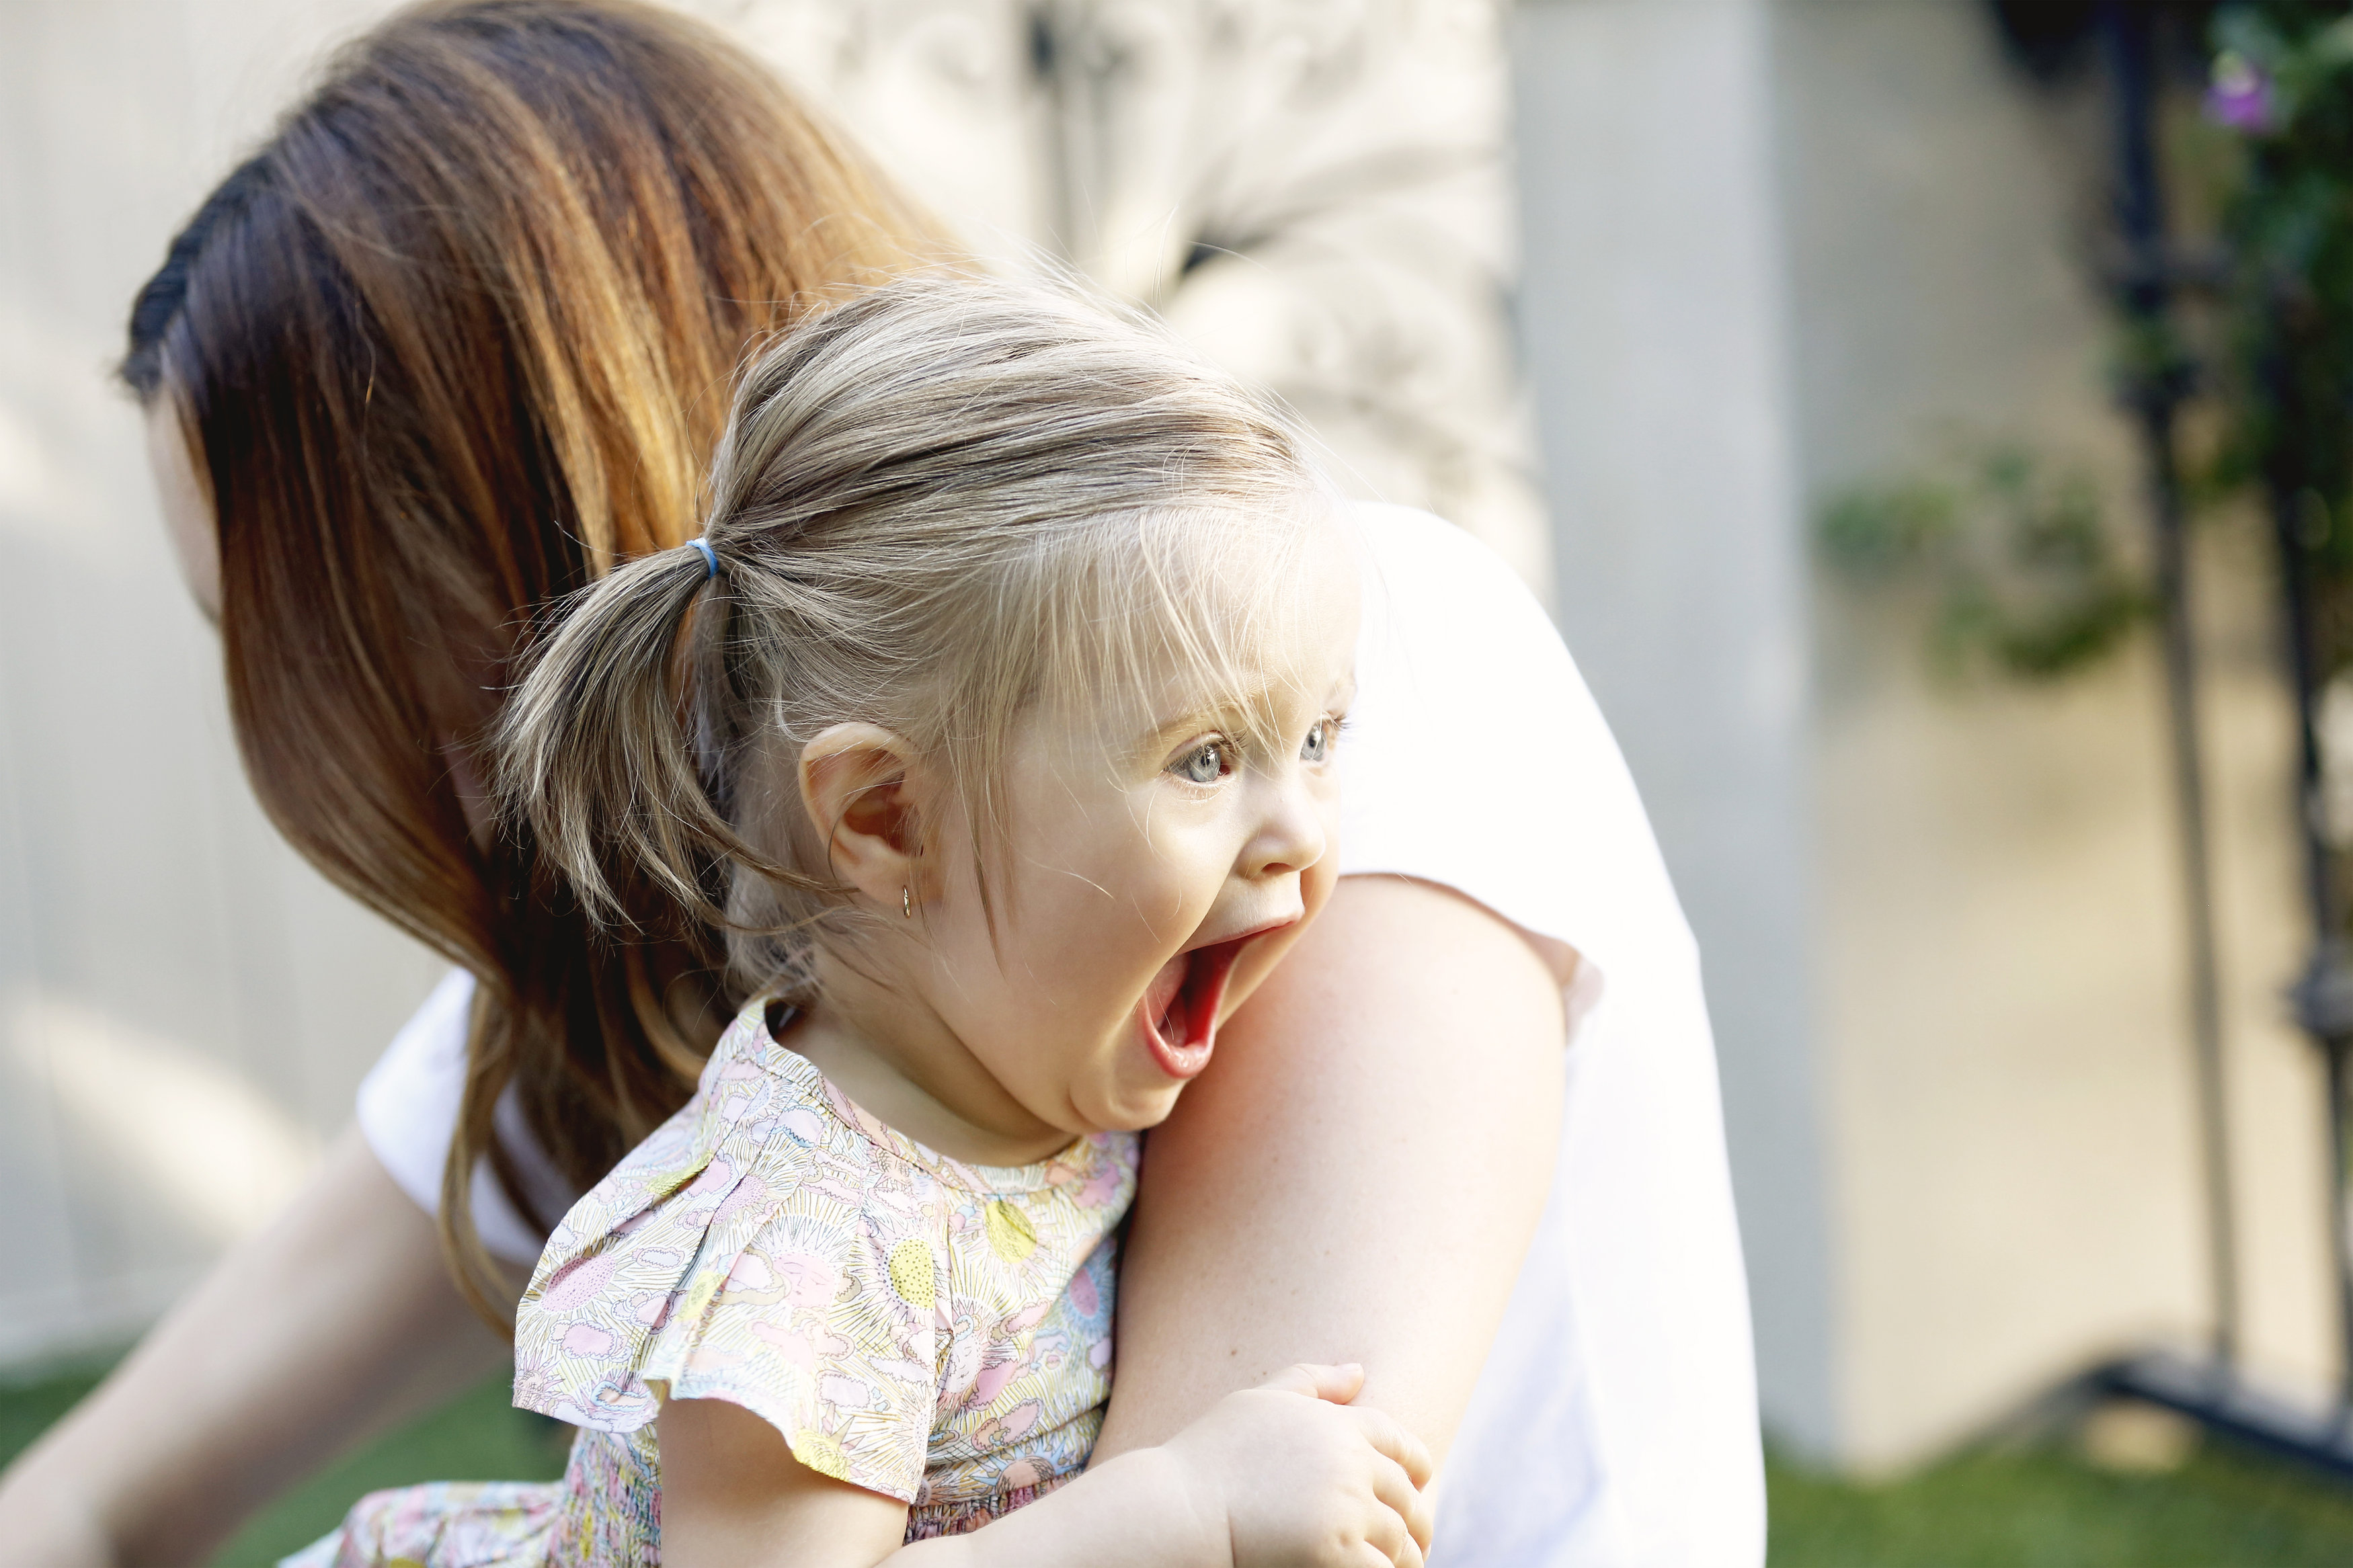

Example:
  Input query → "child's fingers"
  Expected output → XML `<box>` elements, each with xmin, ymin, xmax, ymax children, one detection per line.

<box><xmin>1404</xmin><ymin>1484</ymin><xmax>1436</xmax><ymax>1558</ymax></box>
<box><xmin>1347</xmin><ymin>1497</ymin><xmax>1414</xmax><ymax>1568</ymax></box>
<box><xmin>1367</xmin><ymin>1452</ymin><xmax>1435</xmax><ymax>1557</ymax></box>
<box><xmin>1342</xmin><ymin>1403</ymin><xmax>1436</xmax><ymax>1491</ymax></box>
<box><xmin>1254</xmin><ymin>1361</ymin><xmax>1367</xmax><ymax>1405</ymax></box>
<box><xmin>1347</xmin><ymin>1528</ymin><xmax>1424</xmax><ymax>1568</ymax></box>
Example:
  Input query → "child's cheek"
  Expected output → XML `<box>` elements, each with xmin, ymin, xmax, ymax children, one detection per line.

<box><xmin>1301</xmin><ymin>839</ymin><xmax>1342</xmax><ymax>919</ymax></box>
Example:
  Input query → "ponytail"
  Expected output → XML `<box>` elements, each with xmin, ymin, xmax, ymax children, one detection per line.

<box><xmin>496</xmin><ymin>540</ymin><xmax>817</xmax><ymax>938</ymax></box>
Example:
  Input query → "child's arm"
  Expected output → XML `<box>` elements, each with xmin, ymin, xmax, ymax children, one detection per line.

<box><xmin>659</xmin><ymin>1363</ymin><xmax>1434</xmax><ymax>1568</ymax></box>
<box><xmin>655</xmin><ymin>1395</ymin><xmax>908</xmax><ymax>1566</ymax></box>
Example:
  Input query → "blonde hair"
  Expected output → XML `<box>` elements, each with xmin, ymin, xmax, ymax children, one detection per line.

<box><xmin>497</xmin><ymin>274</ymin><xmax>1330</xmax><ymax>991</ymax></box>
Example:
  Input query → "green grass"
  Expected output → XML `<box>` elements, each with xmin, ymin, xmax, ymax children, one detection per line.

<box><xmin>207</xmin><ymin>1376</ymin><xmax>569</xmax><ymax>1567</ymax></box>
<box><xmin>1767</xmin><ymin>1438</ymin><xmax>2353</xmax><ymax>1565</ymax></box>
<box><xmin>14</xmin><ymin>1359</ymin><xmax>2353</xmax><ymax>1565</ymax></box>
<box><xmin>0</xmin><ymin>1356</ymin><xmax>567</xmax><ymax>1568</ymax></box>
<box><xmin>0</xmin><ymin>1353</ymin><xmax>124</xmax><ymax>1475</ymax></box>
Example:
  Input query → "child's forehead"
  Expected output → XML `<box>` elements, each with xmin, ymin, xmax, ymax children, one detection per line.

<box><xmin>1119</xmin><ymin>500</ymin><xmax>1357</xmax><ymax>646</ymax></box>
<box><xmin>1040</xmin><ymin>555</ymin><xmax>1359</xmax><ymax>748</ymax></box>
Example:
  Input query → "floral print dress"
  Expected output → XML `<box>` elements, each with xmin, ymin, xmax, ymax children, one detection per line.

<box><xmin>285</xmin><ymin>999</ymin><xmax>1138</xmax><ymax>1567</ymax></box>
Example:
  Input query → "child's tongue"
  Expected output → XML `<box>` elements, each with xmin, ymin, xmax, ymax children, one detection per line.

<box><xmin>1144</xmin><ymin>952</ymin><xmax>1189</xmax><ymax>1036</ymax></box>
<box><xmin>1140</xmin><ymin>944</ymin><xmax>1228</xmax><ymax>1079</ymax></box>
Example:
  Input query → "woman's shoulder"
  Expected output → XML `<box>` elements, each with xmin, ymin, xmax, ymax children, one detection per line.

<box><xmin>1333</xmin><ymin>501</ymin><xmax>1696</xmax><ymax>988</ymax></box>
<box><xmin>1339</xmin><ymin>501</ymin><xmax>1584</xmax><ymax>747</ymax></box>
<box><xmin>1345</xmin><ymin>502</ymin><xmax>1552</xmax><ymax>624</ymax></box>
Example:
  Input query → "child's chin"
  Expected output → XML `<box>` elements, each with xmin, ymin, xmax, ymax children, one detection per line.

<box><xmin>1099</xmin><ymin>1081</ymin><xmax>1188</xmax><ymax>1134</ymax></box>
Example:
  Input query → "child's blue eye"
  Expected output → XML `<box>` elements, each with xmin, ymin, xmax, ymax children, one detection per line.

<box><xmin>1173</xmin><ymin>741</ymin><xmax>1229</xmax><ymax>784</ymax></box>
<box><xmin>1300</xmin><ymin>719</ymin><xmax>1336</xmax><ymax>764</ymax></box>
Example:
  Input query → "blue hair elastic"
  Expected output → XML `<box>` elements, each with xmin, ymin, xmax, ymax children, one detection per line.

<box><xmin>688</xmin><ymin>536</ymin><xmax>719</xmax><ymax>581</ymax></box>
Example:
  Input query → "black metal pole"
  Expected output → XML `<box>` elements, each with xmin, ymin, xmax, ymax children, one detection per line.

<box><xmin>2264</xmin><ymin>328</ymin><xmax>2353</xmax><ymax>1415</ymax></box>
<box><xmin>2101</xmin><ymin>0</ymin><xmax>2243</xmax><ymax>1380</ymax></box>
<box><xmin>2329</xmin><ymin>1038</ymin><xmax>2353</xmax><ymax>1413</ymax></box>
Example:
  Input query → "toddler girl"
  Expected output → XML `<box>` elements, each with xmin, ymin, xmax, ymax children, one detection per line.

<box><xmin>290</xmin><ymin>275</ymin><xmax>1425</xmax><ymax>1567</ymax></box>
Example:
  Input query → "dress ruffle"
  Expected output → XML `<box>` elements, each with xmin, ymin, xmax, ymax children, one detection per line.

<box><xmin>512</xmin><ymin>1000</ymin><xmax>1135</xmax><ymax>1510</ymax></box>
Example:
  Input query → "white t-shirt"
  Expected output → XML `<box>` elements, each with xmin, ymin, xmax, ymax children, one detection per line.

<box><xmin>357</xmin><ymin>505</ymin><xmax>1765</xmax><ymax>1567</ymax></box>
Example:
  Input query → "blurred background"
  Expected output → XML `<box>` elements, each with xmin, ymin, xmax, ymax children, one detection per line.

<box><xmin>19</xmin><ymin>0</ymin><xmax>2353</xmax><ymax>1561</ymax></box>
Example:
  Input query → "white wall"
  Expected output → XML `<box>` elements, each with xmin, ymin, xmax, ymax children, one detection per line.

<box><xmin>1511</xmin><ymin>0</ymin><xmax>1839</xmax><ymax>1453</ymax></box>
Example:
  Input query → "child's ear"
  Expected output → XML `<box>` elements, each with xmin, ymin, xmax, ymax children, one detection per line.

<box><xmin>798</xmin><ymin>723</ymin><xmax>928</xmax><ymax>913</ymax></box>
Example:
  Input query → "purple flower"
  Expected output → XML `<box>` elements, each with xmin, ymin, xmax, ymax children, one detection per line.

<box><xmin>2206</xmin><ymin>50</ymin><xmax>2277</xmax><ymax>132</ymax></box>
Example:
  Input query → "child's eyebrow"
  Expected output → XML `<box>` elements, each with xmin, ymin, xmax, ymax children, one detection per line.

<box><xmin>1140</xmin><ymin>667</ymin><xmax>1355</xmax><ymax>749</ymax></box>
<box><xmin>1133</xmin><ymin>710</ymin><xmax>1230</xmax><ymax>755</ymax></box>
<box><xmin>1143</xmin><ymin>673</ymin><xmax>1283</xmax><ymax>735</ymax></box>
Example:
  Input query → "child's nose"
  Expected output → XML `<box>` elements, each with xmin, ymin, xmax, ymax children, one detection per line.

<box><xmin>1244</xmin><ymin>774</ymin><xmax>1328</xmax><ymax>879</ymax></box>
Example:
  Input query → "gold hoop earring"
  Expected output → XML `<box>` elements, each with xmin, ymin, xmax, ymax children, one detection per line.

<box><xmin>902</xmin><ymin>886</ymin><xmax>914</xmax><ymax>919</ymax></box>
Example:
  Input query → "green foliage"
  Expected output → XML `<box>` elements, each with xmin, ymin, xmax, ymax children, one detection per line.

<box><xmin>2212</xmin><ymin>8</ymin><xmax>2353</xmax><ymax>126</ymax></box>
<box><xmin>1826</xmin><ymin>3</ymin><xmax>2353</xmax><ymax>690</ymax></box>
<box><xmin>1817</xmin><ymin>446</ymin><xmax>2151</xmax><ymax>684</ymax></box>
<box><xmin>2206</xmin><ymin>2</ymin><xmax>2353</xmax><ymax>673</ymax></box>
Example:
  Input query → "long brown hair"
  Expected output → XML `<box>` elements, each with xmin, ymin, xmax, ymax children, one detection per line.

<box><xmin>120</xmin><ymin>0</ymin><xmax>939</xmax><ymax>1321</ymax></box>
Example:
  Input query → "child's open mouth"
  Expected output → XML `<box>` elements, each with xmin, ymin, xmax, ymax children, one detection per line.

<box><xmin>1138</xmin><ymin>922</ymin><xmax>1291</xmax><ymax>1079</ymax></box>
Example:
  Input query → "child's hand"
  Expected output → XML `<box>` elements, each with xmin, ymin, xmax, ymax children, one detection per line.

<box><xmin>1162</xmin><ymin>1362</ymin><xmax>1435</xmax><ymax>1568</ymax></box>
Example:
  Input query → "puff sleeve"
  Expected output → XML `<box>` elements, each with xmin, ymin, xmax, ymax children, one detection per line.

<box><xmin>513</xmin><ymin>1044</ymin><xmax>945</xmax><ymax>1503</ymax></box>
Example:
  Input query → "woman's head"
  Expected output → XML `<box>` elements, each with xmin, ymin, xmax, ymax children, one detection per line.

<box><xmin>122</xmin><ymin>0</ymin><xmax>936</xmax><ymax>1315</ymax></box>
<box><xmin>500</xmin><ymin>276</ymin><xmax>1359</xmax><ymax>1141</ymax></box>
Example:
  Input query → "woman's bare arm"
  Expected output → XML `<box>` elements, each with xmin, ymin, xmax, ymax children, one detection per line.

<box><xmin>1094</xmin><ymin>875</ymin><xmax>1568</xmax><ymax>1467</ymax></box>
<box><xmin>0</xmin><ymin>1127</ymin><xmax>517</xmax><ymax>1568</ymax></box>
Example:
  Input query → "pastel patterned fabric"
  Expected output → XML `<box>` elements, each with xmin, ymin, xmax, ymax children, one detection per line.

<box><xmin>288</xmin><ymin>999</ymin><xmax>1137</xmax><ymax>1566</ymax></box>
<box><xmin>277</xmin><ymin>1481</ymin><xmax>564</xmax><ymax>1568</ymax></box>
